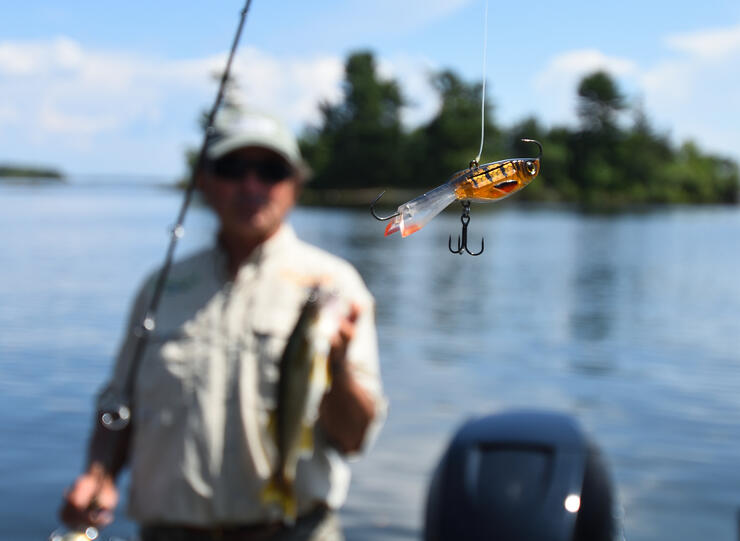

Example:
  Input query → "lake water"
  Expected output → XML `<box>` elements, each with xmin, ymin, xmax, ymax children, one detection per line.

<box><xmin>1</xmin><ymin>181</ymin><xmax>740</xmax><ymax>540</ymax></box>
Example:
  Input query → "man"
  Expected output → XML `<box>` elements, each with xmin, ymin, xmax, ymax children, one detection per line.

<box><xmin>60</xmin><ymin>109</ymin><xmax>386</xmax><ymax>540</ymax></box>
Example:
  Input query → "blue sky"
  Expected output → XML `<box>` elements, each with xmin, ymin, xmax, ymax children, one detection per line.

<box><xmin>1</xmin><ymin>0</ymin><xmax>739</xmax><ymax>177</ymax></box>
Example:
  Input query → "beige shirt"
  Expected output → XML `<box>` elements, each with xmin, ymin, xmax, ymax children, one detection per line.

<box><xmin>99</xmin><ymin>224</ymin><xmax>385</xmax><ymax>525</ymax></box>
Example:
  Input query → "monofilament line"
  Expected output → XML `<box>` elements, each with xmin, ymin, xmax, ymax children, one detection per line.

<box><xmin>474</xmin><ymin>0</ymin><xmax>489</xmax><ymax>165</ymax></box>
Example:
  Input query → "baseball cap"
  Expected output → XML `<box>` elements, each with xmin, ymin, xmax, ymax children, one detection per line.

<box><xmin>206</xmin><ymin>108</ymin><xmax>309</xmax><ymax>177</ymax></box>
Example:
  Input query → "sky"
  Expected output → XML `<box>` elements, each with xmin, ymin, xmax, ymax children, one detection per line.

<box><xmin>1</xmin><ymin>0</ymin><xmax>739</xmax><ymax>178</ymax></box>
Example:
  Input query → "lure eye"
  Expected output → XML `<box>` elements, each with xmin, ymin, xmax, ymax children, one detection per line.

<box><xmin>526</xmin><ymin>161</ymin><xmax>537</xmax><ymax>175</ymax></box>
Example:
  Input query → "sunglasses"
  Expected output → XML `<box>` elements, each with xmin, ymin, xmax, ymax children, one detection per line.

<box><xmin>210</xmin><ymin>156</ymin><xmax>294</xmax><ymax>183</ymax></box>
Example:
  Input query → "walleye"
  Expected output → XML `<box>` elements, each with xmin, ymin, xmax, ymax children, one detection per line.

<box><xmin>261</xmin><ymin>286</ymin><xmax>343</xmax><ymax>522</ymax></box>
<box><xmin>381</xmin><ymin>139</ymin><xmax>542</xmax><ymax>237</ymax></box>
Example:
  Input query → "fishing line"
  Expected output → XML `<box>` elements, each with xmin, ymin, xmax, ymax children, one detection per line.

<box><xmin>473</xmin><ymin>0</ymin><xmax>489</xmax><ymax>165</ymax></box>
<box><xmin>99</xmin><ymin>0</ymin><xmax>253</xmax><ymax>430</ymax></box>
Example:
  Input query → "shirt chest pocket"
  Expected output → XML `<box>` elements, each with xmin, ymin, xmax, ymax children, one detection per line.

<box><xmin>134</xmin><ymin>329</ymin><xmax>211</xmax><ymax>423</ymax></box>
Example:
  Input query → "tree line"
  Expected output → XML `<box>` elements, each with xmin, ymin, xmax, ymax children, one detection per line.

<box><xmin>298</xmin><ymin>51</ymin><xmax>739</xmax><ymax>207</ymax></box>
<box><xmin>0</xmin><ymin>164</ymin><xmax>63</xmax><ymax>179</ymax></box>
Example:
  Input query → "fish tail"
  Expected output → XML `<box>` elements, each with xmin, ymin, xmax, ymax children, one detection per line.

<box><xmin>385</xmin><ymin>183</ymin><xmax>457</xmax><ymax>237</ymax></box>
<box><xmin>261</xmin><ymin>474</ymin><xmax>298</xmax><ymax>524</ymax></box>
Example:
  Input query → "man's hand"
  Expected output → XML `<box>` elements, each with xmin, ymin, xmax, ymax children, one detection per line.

<box><xmin>59</xmin><ymin>465</ymin><xmax>118</xmax><ymax>530</ymax></box>
<box><xmin>328</xmin><ymin>303</ymin><xmax>361</xmax><ymax>374</ymax></box>
<box><xmin>319</xmin><ymin>304</ymin><xmax>376</xmax><ymax>454</ymax></box>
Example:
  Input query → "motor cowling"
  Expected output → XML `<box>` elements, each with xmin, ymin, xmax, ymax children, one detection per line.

<box><xmin>424</xmin><ymin>410</ymin><xmax>618</xmax><ymax>541</ymax></box>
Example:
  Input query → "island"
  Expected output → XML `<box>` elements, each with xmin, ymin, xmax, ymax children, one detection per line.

<box><xmin>0</xmin><ymin>164</ymin><xmax>65</xmax><ymax>182</ymax></box>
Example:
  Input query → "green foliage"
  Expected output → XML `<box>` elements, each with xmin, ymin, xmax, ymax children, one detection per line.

<box><xmin>186</xmin><ymin>52</ymin><xmax>739</xmax><ymax>207</ymax></box>
<box><xmin>406</xmin><ymin>70</ymin><xmax>501</xmax><ymax>187</ymax></box>
<box><xmin>577</xmin><ymin>70</ymin><xmax>625</xmax><ymax>133</ymax></box>
<box><xmin>0</xmin><ymin>164</ymin><xmax>63</xmax><ymax>179</ymax></box>
<box><xmin>298</xmin><ymin>55</ymin><xmax>739</xmax><ymax>206</ymax></box>
<box><xmin>301</xmin><ymin>51</ymin><xmax>405</xmax><ymax>189</ymax></box>
<box><xmin>181</xmin><ymin>72</ymin><xmax>243</xmax><ymax>184</ymax></box>
<box><xmin>659</xmin><ymin>142</ymin><xmax>739</xmax><ymax>204</ymax></box>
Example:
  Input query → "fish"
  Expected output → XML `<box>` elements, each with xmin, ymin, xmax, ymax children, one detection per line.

<box><xmin>261</xmin><ymin>286</ymin><xmax>343</xmax><ymax>523</ymax></box>
<box><xmin>383</xmin><ymin>139</ymin><xmax>542</xmax><ymax>237</ymax></box>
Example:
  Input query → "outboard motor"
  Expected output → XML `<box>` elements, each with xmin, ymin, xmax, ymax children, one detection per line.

<box><xmin>424</xmin><ymin>410</ymin><xmax>619</xmax><ymax>541</ymax></box>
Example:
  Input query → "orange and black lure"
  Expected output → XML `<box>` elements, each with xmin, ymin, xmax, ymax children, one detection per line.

<box><xmin>371</xmin><ymin>139</ymin><xmax>542</xmax><ymax>238</ymax></box>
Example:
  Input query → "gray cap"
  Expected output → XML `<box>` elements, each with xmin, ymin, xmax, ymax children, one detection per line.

<box><xmin>206</xmin><ymin>108</ymin><xmax>307</xmax><ymax>174</ymax></box>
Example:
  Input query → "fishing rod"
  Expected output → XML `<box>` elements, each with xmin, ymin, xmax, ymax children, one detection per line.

<box><xmin>98</xmin><ymin>0</ymin><xmax>253</xmax><ymax>430</ymax></box>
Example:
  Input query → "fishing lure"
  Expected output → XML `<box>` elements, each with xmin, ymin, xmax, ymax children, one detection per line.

<box><xmin>371</xmin><ymin>138</ymin><xmax>542</xmax><ymax>238</ymax></box>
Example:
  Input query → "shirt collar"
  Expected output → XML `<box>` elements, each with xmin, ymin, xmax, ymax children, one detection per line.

<box><xmin>248</xmin><ymin>222</ymin><xmax>296</xmax><ymax>263</ymax></box>
<box><xmin>214</xmin><ymin>223</ymin><xmax>297</xmax><ymax>280</ymax></box>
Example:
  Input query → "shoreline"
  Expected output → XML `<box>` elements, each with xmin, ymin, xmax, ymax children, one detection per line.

<box><xmin>0</xmin><ymin>176</ymin><xmax>65</xmax><ymax>185</ymax></box>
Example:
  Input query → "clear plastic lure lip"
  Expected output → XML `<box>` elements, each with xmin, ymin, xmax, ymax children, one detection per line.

<box><xmin>374</xmin><ymin>139</ymin><xmax>543</xmax><ymax>238</ymax></box>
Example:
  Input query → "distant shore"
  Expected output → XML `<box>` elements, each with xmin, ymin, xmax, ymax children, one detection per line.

<box><xmin>0</xmin><ymin>164</ymin><xmax>64</xmax><ymax>181</ymax></box>
<box><xmin>299</xmin><ymin>187</ymin><xmax>419</xmax><ymax>208</ymax></box>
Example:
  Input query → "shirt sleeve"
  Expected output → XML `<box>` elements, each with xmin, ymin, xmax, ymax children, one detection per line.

<box><xmin>342</xmin><ymin>274</ymin><xmax>388</xmax><ymax>457</ymax></box>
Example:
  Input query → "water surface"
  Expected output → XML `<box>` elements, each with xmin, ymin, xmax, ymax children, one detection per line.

<box><xmin>1</xmin><ymin>182</ymin><xmax>739</xmax><ymax>540</ymax></box>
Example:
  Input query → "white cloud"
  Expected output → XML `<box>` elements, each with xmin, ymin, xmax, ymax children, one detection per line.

<box><xmin>664</xmin><ymin>22</ymin><xmax>740</xmax><ymax>60</ymax></box>
<box><xmin>530</xmin><ymin>27</ymin><xmax>740</xmax><ymax>162</ymax></box>
<box><xmin>639</xmin><ymin>24</ymin><xmax>740</xmax><ymax>159</ymax></box>
<box><xmin>533</xmin><ymin>49</ymin><xmax>637</xmax><ymax>125</ymax></box>
<box><xmin>3</xmin><ymin>17</ymin><xmax>738</xmax><ymax>176</ymax></box>
<box><xmin>228</xmin><ymin>47</ymin><xmax>344</xmax><ymax>131</ymax></box>
<box><xmin>39</xmin><ymin>103</ymin><xmax>120</xmax><ymax>139</ymax></box>
<box><xmin>1</xmin><ymin>37</ymin><xmax>211</xmax><ymax>142</ymax></box>
<box><xmin>378</xmin><ymin>53</ymin><xmax>441</xmax><ymax>128</ymax></box>
<box><xmin>0</xmin><ymin>37</ymin><xmax>346</xmax><ymax>174</ymax></box>
<box><xmin>539</xmin><ymin>49</ymin><xmax>637</xmax><ymax>78</ymax></box>
<box><xmin>0</xmin><ymin>35</ymin><xmax>448</xmax><ymax>174</ymax></box>
<box><xmin>643</xmin><ymin>23</ymin><xmax>740</xmax><ymax>107</ymax></box>
<box><xmin>0</xmin><ymin>36</ymin><xmax>83</xmax><ymax>75</ymax></box>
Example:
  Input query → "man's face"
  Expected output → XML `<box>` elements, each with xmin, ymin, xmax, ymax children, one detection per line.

<box><xmin>201</xmin><ymin>147</ymin><xmax>299</xmax><ymax>244</ymax></box>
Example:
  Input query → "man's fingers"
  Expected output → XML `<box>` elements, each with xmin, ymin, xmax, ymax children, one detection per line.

<box><xmin>332</xmin><ymin>304</ymin><xmax>360</xmax><ymax>349</ymax></box>
<box><xmin>95</xmin><ymin>481</ymin><xmax>118</xmax><ymax>510</ymax></box>
<box><xmin>60</xmin><ymin>474</ymin><xmax>118</xmax><ymax>529</ymax></box>
<box><xmin>346</xmin><ymin>303</ymin><xmax>360</xmax><ymax>324</ymax></box>
<box><xmin>67</xmin><ymin>476</ymin><xmax>97</xmax><ymax>508</ymax></box>
<box><xmin>329</xmin><ymin>303</ymin><xmax>361</xmax><ymax>371</ymax></box>
<box><xmin>340</xmin><ymin>303</ymin><xmax>361</xmax><ymax>341</ymax></box>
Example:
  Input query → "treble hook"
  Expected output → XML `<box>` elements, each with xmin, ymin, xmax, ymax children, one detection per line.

<box><xmin>449</xmin><ymin>200</ymin><xmax>484</xmax><ymax>256</ymax></box>
<box><xmin>369</xmin><ymin>191</ymin><xmax>401</xmax><ymax>221</ymax></box>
